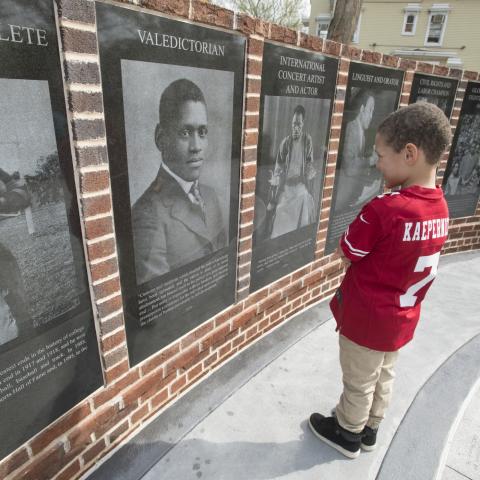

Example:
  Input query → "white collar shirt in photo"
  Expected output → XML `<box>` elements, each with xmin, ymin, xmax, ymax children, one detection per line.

<box><xmin>161</xmin><ymin>162</ymin><xmax>200</xmax><ymax>205</ymax></box>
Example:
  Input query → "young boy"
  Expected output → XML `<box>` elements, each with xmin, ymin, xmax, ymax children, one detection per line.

<box><xmin>309</xmin><ymin>102</ymin><xmax>452</xmax><ymax>459</ymax></box>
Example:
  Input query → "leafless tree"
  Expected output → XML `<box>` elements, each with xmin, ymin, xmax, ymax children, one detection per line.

<box><xmin>214</xmin><ymin>0</ymin><xmax>307</xmax><ymax>29</ymax></box>
<box><xmin>328</xmin><ymin>0</ymin><xmax>363</xmax><ymax>44</ymax></box>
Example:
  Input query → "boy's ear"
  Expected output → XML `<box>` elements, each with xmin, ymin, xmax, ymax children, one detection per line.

<box><xmin>404</xmin><ymin>142</ymin><xmax>418</xmax><ymax>165</ymax></box>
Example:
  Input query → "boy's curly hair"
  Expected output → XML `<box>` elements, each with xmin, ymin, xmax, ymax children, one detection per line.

<box><xmin>377</xmin><ymin>102</ymin><xmax>452</xmax><ymax>165</ymax></box>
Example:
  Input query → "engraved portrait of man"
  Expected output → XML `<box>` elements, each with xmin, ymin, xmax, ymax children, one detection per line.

<box><xmin>131</xmin><ymin>79</ymin><xmax>226</xmax><ymax>284</ymax></box>
<box><xmin>265</xmin><ymin>105</ymin><xmax>316</xmax><ymax>238</ymax></box>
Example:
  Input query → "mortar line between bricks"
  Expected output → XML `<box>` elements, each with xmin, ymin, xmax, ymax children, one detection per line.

<box><xmin>80</xmin><ymin>164</ymin><xmax>110</xmax><ymax>173</ymax></box>
<box><xmin>102</xmin><ymin>325</ymin><xmax>126</xmax><ymax>340</ymax></box>
<box><xmin>239</xmin><ymin>221</ymin><xmax>254</xmax><ymax>229</ymax></box>
<box><xmin>72</xmin><ymin>112</ymin><xmax>105</xmax><ymax>120</ymax></box>
<box><xmin>85</xmin><ymin>211</ymin><xmax>113</xmax><ymax>222</ymax></box>
<box><xmin>59</xmin><ymin>19</ymin><xmax>97</xmax><ymax>32</ymax></box>
<box><xmin>81</xmin><ymin>188</ymin><xmax>112</xmax><ymax>199</ymax></box>
<box><xmin>64</xmin><ymin>52</ymin><xmax>99</xmax><ymax>62</ymax></box>
<box><xmin>96</xmin><ymin>290</ymin><xmax>121</xmax><ymax>304</ymax></box>
<box><xmin>68</xmin><ymin>83</ymin><xmax>102</xmax><ymax>93</ymax></box>
<box><xmin>75</xmin><ymin>138</ymin><xmax>107</xmax><ymax>148</ymax></box>
<box><xmin>99</xmin><ymin>308</ymin><xmax>123</xmax><ymax>322</ymax></box>
<box><xmin>25</xmin><ymin>444</ymin><xmax>33</xmax><ymax>459</ymax></box>
<box><xmin>93</xmin><ymin>272</ymin><xmax>120</xmax><ymax>286</ymax></box>
<box><xmin>87</xmin><ymin>233</ymin><xmax>116</xmax><ymax>245</ymax></box>
<box><xmin>104</xmin><ymin>356</ymin><xmax>127</xmax><ymax>373</ymax></box>
<box><xmin>90</xmin><ymin>252</ymin><xmax>117</xmax><ymax>265</ymax></box>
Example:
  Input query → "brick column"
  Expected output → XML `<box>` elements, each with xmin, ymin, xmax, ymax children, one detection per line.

<box><xmin>57</xmin><ymin>0</ymin><xmax>129</xmax><ymax>384</ymax></box>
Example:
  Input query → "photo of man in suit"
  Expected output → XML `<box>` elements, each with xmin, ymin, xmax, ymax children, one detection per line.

<box><xmin>132</xmin><ymin>79</ymin><xmax>226</xmax><ymax>284</ymax></box>
<box><xmin>266</xmin><ymin>105</ymin><xmax>316</xmax><ymax>239</ymax></box>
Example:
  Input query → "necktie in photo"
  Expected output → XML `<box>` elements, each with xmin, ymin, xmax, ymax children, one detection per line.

<box><xmin>190</xmin><ymin>182</ymin><xmax>206</xmax><ymax>222</ymax></box>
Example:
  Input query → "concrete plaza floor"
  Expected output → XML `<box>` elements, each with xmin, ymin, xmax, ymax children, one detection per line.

<box><xmin>86</xmin><ymin>251</ymin><xmax>480</xmax><ymax>480</ymax></box>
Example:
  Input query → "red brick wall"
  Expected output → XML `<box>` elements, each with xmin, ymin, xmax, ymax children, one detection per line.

<box><xmin>1</xmin><ymin>1</ymin><xmax>479</xmax><ymax>478</ymax></box>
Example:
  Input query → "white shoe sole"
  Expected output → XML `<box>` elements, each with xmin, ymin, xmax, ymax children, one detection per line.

<box><xmin>308</xmin><ymin>418</ymin><xmax>360</xmax><ymax>459</ymax></box>
<box><xmin>361</xmin><ymin>442</ymin><xmax>376</xmax><ymax>452</ymax></box>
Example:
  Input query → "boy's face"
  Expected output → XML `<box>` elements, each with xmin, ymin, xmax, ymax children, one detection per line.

<box><xmin>374</xmin><ymin>133</ymin><xmax>410</xmax><ymax>189</ymax></box>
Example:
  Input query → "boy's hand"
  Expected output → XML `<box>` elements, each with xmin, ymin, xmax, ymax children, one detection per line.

<box><xmin>335</xmin><ymin>246</ymin><xmax>351</xmax><ymax>268</ymax></box>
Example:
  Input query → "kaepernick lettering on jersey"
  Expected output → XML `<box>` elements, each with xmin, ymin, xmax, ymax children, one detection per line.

<box><xmin>403</xmin><ymin>218</ymin><xmax>449</xmax><ymax>242</ymax></box>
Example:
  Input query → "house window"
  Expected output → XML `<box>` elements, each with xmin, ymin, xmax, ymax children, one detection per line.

<box><xmin>404</xmin><ymin>14</ymin><xmax>416</xmax><ymax>33</ymax></box>
<box><xmin>426</xmin><ymin>14</ymin><xmax>446</xmax><ymax>43</ymax></box>
<box><xmin>402</xmin><ymin>4</ymin><xmax>421</xmax><ymax>35</ymax></box>
<box><xmin>316</xmin><ymin>21</ymin><xmax>329</xmax><ymax>38</ymax></box>
<box><xmin>315</xmin><ymin>15</ymin><xmax>331</xmax><ymax>39</ymax></box>
<box><xmin>402</xmin><ymin>13</ymin><xmax>418</xmax><ymax>34</ymax></box>
<box><xmin>425</xmin><ymin>5</ymin><xmax>450</xmax><ymax>46</ymax></box>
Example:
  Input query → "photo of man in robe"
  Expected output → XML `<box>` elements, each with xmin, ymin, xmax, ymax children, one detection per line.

<box><xmin>132</xmin><ymin>79</ymin><xmax>226</xmax><ymax>284</ymax></box>
<box><xmin>265</xmin><ymin>105</ymin><xmax>317</xmax><ymax>239</ymax></box>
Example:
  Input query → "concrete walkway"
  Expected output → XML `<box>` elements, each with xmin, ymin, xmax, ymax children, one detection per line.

<box><xmin>86</xmin><ymin>251</ymin><xmax>480</xmax><ymax>480</ymax></box>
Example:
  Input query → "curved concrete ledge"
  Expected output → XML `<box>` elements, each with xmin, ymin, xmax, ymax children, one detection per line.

<box><xmin>377</xmin><ymin>334</ymin><xmax>480</xmax><ymax>480</ymax></box>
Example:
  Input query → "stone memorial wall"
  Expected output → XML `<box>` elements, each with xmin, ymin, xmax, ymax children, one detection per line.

<box><xmin>0</xmin><ymin>0</ymin><xmax>479</xmax><ymax>479</ymax></box>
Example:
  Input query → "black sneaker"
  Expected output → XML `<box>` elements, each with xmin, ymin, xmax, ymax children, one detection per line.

<box><xmin>308</xmin><ymin>413</ymin><xmax>361</xmax><ymax>459</ymax></box>
<box><xmin>331</xmin><ymin>408</ymin><xmax>378</xmax><ymax>451</ymax></box>
<box><xmin>361</xmin><ymin>425</ymin><xmax>377</xmax><ymax>451</ymax></box>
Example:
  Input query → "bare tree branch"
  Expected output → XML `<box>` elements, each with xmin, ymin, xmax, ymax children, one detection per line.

<box><xmin>214</xmin><ymin>0</ymin><xmax>306</xmax><ymax>29</ymax></box>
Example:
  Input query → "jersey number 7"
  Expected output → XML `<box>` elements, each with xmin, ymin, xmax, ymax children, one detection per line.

<box><xmin>399</xmin><ymin>252</ymin><xmax>440</xmax><ymax>308</ymax></box>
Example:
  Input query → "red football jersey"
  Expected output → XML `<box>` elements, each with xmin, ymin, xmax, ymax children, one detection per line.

<box><xmin>330</xmin><ymin>185</ymin><xmax>449</xmax><ymax>351</ymax></box>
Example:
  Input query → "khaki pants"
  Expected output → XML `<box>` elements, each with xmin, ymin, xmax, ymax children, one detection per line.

<box><xmin>335</xmin><ymin>334</ymin><xmax>399</xmax><ymax>434</ymax></box>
